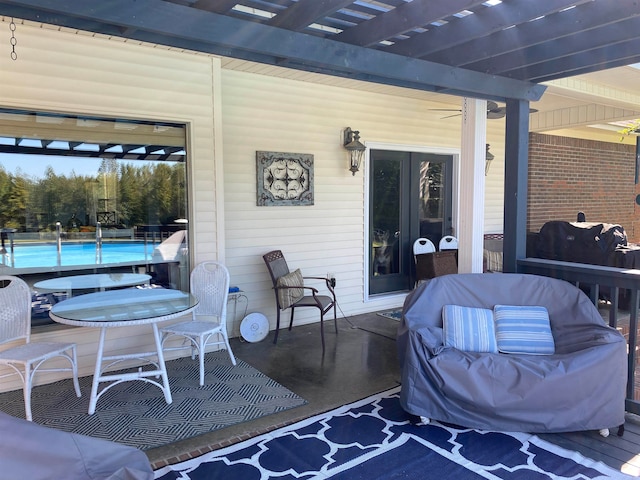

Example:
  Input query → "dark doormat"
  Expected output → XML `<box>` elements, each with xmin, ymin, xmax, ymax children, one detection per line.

<box><xmin>0</xmin><ymin>351</ymin><xmax>306</xmax><ymax>451</ymax></box>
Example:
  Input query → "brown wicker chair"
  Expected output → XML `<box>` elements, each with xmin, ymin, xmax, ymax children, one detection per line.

<box><xmin>415</xmin><ymin>250</ymin><xmax>458</xmax><ymax>283</ymax></box>
<box><xmin>263</xmin><ymin>250</ymin><xmax>337</xmax><ymax>352</ymax></box>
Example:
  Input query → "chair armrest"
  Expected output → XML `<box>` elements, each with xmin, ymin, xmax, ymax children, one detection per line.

<box><xmin>303</xmin><ymin>276</ymin><xmax>336</xmax><ymax>298</ymax></box>
<box><xmin>274</xmin><ymin>284</ymin><xmax>319</xmax><ymax>294</ymax></box>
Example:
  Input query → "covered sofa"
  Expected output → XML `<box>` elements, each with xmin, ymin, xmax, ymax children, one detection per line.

<box><xmin>397</xmin><ymin>273</ymin><xmax>627</xmax><ymax>433</ymax></box>
<box><xmin>0</xmin><ymin>410</ymin><xmax>154</xmax><ymax>480</ymax></box>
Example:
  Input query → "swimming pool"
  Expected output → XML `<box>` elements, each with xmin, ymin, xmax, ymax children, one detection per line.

<box><xmin>1</xmin><ymin>241</ymin><xmax>157</xmax><ymax>269</ymax></box>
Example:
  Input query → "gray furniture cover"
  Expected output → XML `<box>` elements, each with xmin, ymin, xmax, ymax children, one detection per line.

<box><xmin>398</xmin><ymin>273</ymin><xmax>627</xmax><ymax>433</ymax></box>
<box><xmin>0</xmin><ymin>410</ymin><xmax>154</xmax><ymax>480</ymax></box>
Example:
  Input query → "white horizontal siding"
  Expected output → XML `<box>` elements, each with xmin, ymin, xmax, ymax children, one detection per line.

<box><xmin>221</xmin><ymin>70</ymin><xmax>477</xmax><ymax>336</ymax></box>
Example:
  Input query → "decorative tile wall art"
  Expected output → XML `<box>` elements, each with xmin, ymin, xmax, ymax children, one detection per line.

<box><xmin>256</xmin><ymin>151</ymin><xmax>314</xmax><ymax>206</ymax></box>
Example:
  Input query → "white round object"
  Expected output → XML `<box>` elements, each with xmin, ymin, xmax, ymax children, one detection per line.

<box><xmin>240</xmin><ymin>313</ymin><xmax>269</xmax><ymax>343</ymax></box>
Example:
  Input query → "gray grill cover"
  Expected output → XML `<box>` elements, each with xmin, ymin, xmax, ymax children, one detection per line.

<box><xmin>398</xmin><ymin>273</ymin><xmax>627</xmax><ymax>433</ymax></box>
<box><xmin>0</xmin><ymin>410</ymin><xmax>153</xmax><ymax>480</ymax></box>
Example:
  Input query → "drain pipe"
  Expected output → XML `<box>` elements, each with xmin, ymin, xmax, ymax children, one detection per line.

<box><xmin>56</xmin><ymin>222</ymin><xmax>62</xmax><ymax>266</ymax></box>
<box><xmin>96</xmin><ymin>221</ymin><xmax>103</xmax><ymax>263</ymax></box>
<box><xmin>7</xmin><ymin>229</ymin><xmax>14</xmax><ymax>268</ymax></box>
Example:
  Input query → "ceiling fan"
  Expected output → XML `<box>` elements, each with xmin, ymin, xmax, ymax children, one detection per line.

<box><xmin>430</xmin><ymin>101</ymin><xmax>537</xmax><ymax>120</ymax></box>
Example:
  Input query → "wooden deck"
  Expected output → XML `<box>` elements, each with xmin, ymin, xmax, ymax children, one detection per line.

<box><xmin>540</xmin><ymin>415</ymin><xmax>640</xmax><ymax>476</ymax></box>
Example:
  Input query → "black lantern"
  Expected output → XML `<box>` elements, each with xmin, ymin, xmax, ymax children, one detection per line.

<box><xmin>343</xmin><ymin>127</ymin><xmax>366</xmax><ymax>176</ymax></box>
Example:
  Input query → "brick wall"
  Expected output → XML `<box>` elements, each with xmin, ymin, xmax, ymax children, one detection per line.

<box><xmin>528</xmin><ymin>133</ymin><xmax>640</xmax><ymax>242</ymax></box>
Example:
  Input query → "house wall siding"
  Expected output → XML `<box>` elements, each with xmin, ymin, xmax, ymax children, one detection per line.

<box><xmin>528</xmin><ymin>133</ymin><xmax>638</xmax><ymax>240</ymax></box>
<box><xmin>0</xmin><ymin>23</ymin><xmax>221</xmax><ymax>390</ymax></box>
<box><xmin>220</xmin><ymin>70</ymin><xmax>506</xmax><ymax>336</ymax></box>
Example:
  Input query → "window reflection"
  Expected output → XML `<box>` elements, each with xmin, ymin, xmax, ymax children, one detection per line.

<box><xmin>0</xmin><ymin>110</ymin><xmax>189</xmax><ymax>325</ymax></box>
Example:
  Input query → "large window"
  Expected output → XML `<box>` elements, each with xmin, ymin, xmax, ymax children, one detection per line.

<box><xmin>0</xmin><ymin>110</ymin><xmax>189</xmax><ymax>326</ymax></box>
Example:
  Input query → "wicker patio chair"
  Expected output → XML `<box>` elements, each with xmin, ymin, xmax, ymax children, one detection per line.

<box><xmin>0</xmin><ymin>275</ymin><xmax>81</xmax><ymax>421</ymax></box>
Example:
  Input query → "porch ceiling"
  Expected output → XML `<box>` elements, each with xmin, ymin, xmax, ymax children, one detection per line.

<box><xmin>1</xmin><ymin>0</ymin><xmax>639</xmax><ymax>105</ymax></box>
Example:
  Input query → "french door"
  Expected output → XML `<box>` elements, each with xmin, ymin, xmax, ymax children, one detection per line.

<box><xmin>369</xmin><ymin>150</ymin><xmax>453</xmax><ymax>295</ymax></box>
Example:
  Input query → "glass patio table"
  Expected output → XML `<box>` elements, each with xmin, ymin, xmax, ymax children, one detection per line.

<box><xmin>49</xmin><ymin>288</ymin><xmax>198</xmax><ymax>415</ymax></box>
<box><xmin>34</xmin><ymin>273</ymin><xmax>151</xmax><ymax>297</ymax></box>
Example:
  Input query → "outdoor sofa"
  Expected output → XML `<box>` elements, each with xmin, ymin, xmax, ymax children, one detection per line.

<box><xmin>0</xmin><ymin>410</ymin><xmax>154</xmax><ymax>480</ymax></box>
<box><xmin>397</xmin><ymin>273</ymin><xmax>627</xmax><ymax>433</ymax></box>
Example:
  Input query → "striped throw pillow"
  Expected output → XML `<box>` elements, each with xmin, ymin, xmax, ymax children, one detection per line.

<box><xmin>442</xmin><ymin>305</ymin><xmax>498</xmax><ymax>353</ymax></box>
<box><xmin>276</xmin><ymin>269</ymin><xmax>304</xmax><ymax>309</ymax></box>
<box><xmin>494</xmin><ymin>305</ymin><xmax>555</xmax><ymax>355</ymax></box>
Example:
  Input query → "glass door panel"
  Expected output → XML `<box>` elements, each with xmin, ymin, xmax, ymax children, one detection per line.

<box><xmin>369</xmin><ymin>150</ymin><xmax>452</xmax><ymax>296</ymax></box>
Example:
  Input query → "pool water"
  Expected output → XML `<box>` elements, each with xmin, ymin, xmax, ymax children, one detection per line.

<box><xmin>2</xmin><ymin>242</ymin><xmax>157</xmax><ymax>269</ymax></box>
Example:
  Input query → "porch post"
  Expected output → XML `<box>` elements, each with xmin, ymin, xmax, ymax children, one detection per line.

<box><xmin>503</xmin><ymin>99</ymin><xmax>530</xmax><ymax>273</ymax></box>
<box><xmin>458</xmin><ymin>97</ymin><xmax>486</xmax><ymax>273</ymax></box>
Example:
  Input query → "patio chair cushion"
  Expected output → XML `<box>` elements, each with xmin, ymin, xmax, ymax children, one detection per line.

<box><xmin>442</xmin><ymin>305</ymin><xmax>497</xmax><ymax>353</ymax></box>
<box><xmin>494</xmin><ymin>305</ymin><xmax>555</xmax><ymax>355</ymax></box>
<box><xmin>276</xmin><ymin>268</ymin><xmax>304</xmax><ymax>309</ymax></box>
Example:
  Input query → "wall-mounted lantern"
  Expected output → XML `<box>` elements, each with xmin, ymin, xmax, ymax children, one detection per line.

<box><xmin>343</xmin><ymin>127</ymin><xmax>366</xmax><ymax>176</ymax></box>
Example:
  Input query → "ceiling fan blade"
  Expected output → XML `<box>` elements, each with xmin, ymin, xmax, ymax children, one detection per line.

<box><xmin>486</xmin><ymin>106</ymin><xmax>539</xmax><ymax>119</ymax></box>
<box><xmin>431</xmin><ymin>102</ymin><xmax>537</xmax><ymax>120</ymax></box>
<box><xmin>487</xmin><ymin>107</ymin><xmax>506</xmax><ymax>119</ymax></box>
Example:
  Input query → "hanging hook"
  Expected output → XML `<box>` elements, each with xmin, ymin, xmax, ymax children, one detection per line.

<box><xmin>9</xmin><ymin>18</ymin><xmax>17</xmax><ymax>60</ymax></box>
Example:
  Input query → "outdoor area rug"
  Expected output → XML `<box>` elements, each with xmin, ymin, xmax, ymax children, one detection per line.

<box><xmin>154</xmin><ymin>387</ymin><xmax>631</xmax><ymax>480</ymax></box>
<box><xmin>0</xmin><ymin>351</ymin><xmax>306</xmax><ymax>451</ymax></box>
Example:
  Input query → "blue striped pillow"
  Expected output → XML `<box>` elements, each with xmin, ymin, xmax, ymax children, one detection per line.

<box><xmin>494</xmin><ymin>305</ymin><xmax>555</xmax><ymax>355</ymax></box>
<box><xmin>442</xmin><ymin>305</ymin><xmax>498</xmax><ymax>353</ymax></box>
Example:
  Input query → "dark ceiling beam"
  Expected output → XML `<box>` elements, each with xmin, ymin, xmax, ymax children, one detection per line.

<box><xmin>267</xmin><ymin>0</ymin><xmax>353</xmax><ymax>31</ymax></box>
<box><xmin>191</xmin><ymin>0</ymin><xmax>239</xmax><ymax>14</ymax></box>
<box><xmin>335</xmin><ymin>0</ymin><xmax>487</xmax><ymax>47</ymax></box>
<box><xmin>467</xmin><ymin>16</ymin><xmax>640</xmax><ymax>75</ymax></box>
<box><xmin>386</xmin><ymin>0</ymin><xmax>589</xmax><ymax>58</ymax></box>
<box><xmin>120</xmin><ymin>145</ymin><xmax>145</xmax><ymax>153</ymax></box>
<box><xmin>504</xmin><ymin>40</ymin><xmax>640</xmax><ymax>82</ymax></box>
<box><xmin>425</xmin><ymin>1</ymin><xmax>640</xmax><ymax>69</ymax></box>
<box><xmin>0</xmin><ymin>0</ymin><xmax>545</xmax><ymax>101</ymax></box>
<box><xmin>532</xmin><ymin>54</ymin><xmax>640</xmax><ymax>84</ymax></box>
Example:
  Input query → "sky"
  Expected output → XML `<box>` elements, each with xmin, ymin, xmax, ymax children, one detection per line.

<box><xmin>0</xmin><ymin>153</ymin><xmax>102</xmax><ymax>179</ymax></box>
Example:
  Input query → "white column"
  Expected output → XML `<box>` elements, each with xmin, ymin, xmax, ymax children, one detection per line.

<box><xmin>458</xmin><ymin>98</ymin><xmax>486</xmax><ymax>273</ymax></box>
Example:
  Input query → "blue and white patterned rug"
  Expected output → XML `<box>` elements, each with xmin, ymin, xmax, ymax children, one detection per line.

<box><xmin>154</xmin><ymin>387</ymin><xmax>631</xmax><ymax>479</ymax></box>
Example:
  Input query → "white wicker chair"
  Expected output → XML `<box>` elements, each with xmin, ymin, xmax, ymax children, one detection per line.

<box><xmin>0</xmin><ymin>275</ymin><xmax>81</xmax><ymax>421</ymax></box>
<box><xmin>161</xmin><ymin>261</ymin><xmax>236</xmax><ymax>386</ymax></box>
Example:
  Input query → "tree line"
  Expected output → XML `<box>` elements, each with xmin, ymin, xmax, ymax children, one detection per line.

<box><xmin>0</xmin><ymin>158</ymin><xmax>186</xmax><ymax>232</ymax></box>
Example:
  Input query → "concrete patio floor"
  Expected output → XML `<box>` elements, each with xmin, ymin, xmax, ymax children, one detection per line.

<box><xmin>147</xmin><ymin>311</ymin><xmax>402</xmax><ymax>469</ymax></box>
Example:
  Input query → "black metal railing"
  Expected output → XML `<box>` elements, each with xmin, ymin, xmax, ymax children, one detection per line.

<box><xmin>518</xmin><ymin>257</ymin><xmax>640</xmax><ymax>415</ymax></box>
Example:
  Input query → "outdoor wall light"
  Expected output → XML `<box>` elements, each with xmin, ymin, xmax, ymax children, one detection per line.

<box><xmin>343</xmin><ymin>127</ymin><xmax>366</xmax><ymax>176</ymax></box>
<box><xmin>485</xmin><ymin>144</ymin><xmax>494</xmax><ymax>176</ymax></box>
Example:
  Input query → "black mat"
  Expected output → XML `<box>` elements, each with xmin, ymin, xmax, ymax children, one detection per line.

<box><xmin>0</xmin><ymin>351</ymin><xmax>306</xmax><ymax>450</ymax></box>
